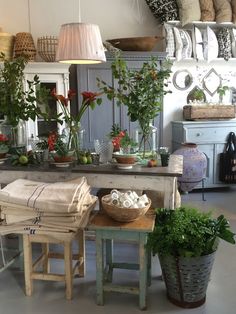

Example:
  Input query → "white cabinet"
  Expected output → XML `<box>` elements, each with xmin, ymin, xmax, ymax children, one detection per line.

<box><xmin>172</xmin><ymin>120</ymin><xmax>236</xmax><ymax>188</ymax></box>
<box><xmin>23</xmin><ymin>62</ymin><xmax>70</xmax><ymax>139</ymax></box>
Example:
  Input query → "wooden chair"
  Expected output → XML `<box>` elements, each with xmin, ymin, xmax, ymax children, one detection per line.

<box><xmin>23</xmin><ymin>229</ymin><xmax>85</xmax><ymax>300</ymax></box>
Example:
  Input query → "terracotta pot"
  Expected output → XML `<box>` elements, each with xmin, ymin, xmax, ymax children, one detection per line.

<box><xmin>0</xmin><ymin>152</ymin><xmax>7</xmax><ymax>159</ymax></box>
<box><xmin>53</xmin><ymin>155</ymin><xmax>73</xmax><ymax>163</ymax></box>
<box><xmin>173</xmin><ymin>143</ymin><xmax>207</xmax><ymax>192</ymax></box>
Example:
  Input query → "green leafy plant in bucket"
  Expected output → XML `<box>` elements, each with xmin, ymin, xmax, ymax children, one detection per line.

<box><xmin>147</xmin><ymin>206</ymin><xmax>235</xmax><ymax>257</ymax></box>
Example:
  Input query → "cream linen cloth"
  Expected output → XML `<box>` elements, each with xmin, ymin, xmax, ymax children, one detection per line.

<box><xmin>1</xmin><ymin>193</ymin><xmax>97</xmax><ymax>225</ymax></box>
<box><xmin>0</xmin><ymin>177</ymin><xmax>90</xmax><ymax>213</ymax></box>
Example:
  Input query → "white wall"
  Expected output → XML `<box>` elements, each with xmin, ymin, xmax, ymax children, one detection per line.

<box><xmin>163</xmin><ymin>59</ymin><xmax>236</xmax><ymax>149</ymax></box>
<box><xmin>0</xmin><ymin>0</ymin><xmax>161</xmax><ymax>41</ymax></box>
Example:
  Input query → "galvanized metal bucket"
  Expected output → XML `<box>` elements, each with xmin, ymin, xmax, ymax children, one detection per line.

<box><xmin>159</xmin><ymin>252</ymin><xmax>216</xmax><ymax>308</ymax></box>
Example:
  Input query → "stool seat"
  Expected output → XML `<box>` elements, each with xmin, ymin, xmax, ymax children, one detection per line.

<box><xmin>23</xmin><ymin>229</ymin><xmax>85</xmax><ymax>300</ymax></box>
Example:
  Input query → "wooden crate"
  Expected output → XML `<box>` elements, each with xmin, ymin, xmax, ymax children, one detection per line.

<box><xmin>183</xmin><ymin>105</ymin><xmax>236</xmax><ymax>120</ymax></box>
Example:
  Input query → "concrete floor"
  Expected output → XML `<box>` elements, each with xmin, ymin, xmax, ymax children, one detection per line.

<box><xmin>0</xmin><ymin>187</ymin><xmax>236</xmax><ymax>314</ymax></box>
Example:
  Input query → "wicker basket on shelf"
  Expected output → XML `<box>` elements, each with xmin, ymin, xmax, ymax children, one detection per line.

<box><xmin>37</xmin><ymin>36</ymin><xmax>58</xmax><ymax>62</ymax></box>
<box><xmin>0</xmin><ymin>30</ymin><xmax>15</xmax><ymax>60</ymax></box>
<box><xmin>14</xmin><ymin>32</ymin><xmax>36</xmax><ymax>61</ymax></box>
<box><xmin>101</xmin><ymin>195</ymin><xmax>151</xmax><ymax>222</ymax></box>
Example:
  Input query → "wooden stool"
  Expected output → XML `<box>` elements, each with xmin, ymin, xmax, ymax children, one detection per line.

<box><xmin>23</xmin><ymin>229</ymin><xmax>85</xmax><ymax>300</ymax></box>
<box><xmin>88</xmin><ymin>211</ymin><xmax>155</xmax><ymax>310</ymax></box>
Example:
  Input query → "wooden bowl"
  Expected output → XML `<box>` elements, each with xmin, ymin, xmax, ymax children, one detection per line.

<box><xmin>101</xmin><ymin>195</ymin><xmax>151</xmax><ymax>222</ymax></box>
<box><xmin>107</xmin><ymin>36</ymin><xmax>163</xmax><ymax>51</ymax></box>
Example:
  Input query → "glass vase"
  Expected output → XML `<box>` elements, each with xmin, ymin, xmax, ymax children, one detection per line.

<box><xmin>0</xmin><ymin>117</ymin><xmax>27</xmax><ymax>150</ymax></box>
<box><xmin>134</xmin><ymin>122</ymin><xmax>158</xmax><ymax>158</ymax></box>
<box><xmin>94</xmin><ymin>139</ymin><xmax>113</xmax><ymax>163</ymax></box>
<box><xmin>62</xmin><ymin>122</ymin><xmax>85</xmax><ymax>160</ymax></box>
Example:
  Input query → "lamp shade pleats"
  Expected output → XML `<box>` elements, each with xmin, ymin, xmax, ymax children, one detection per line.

<box><xmin>56</xmin><ymin>23</ymin><xmax>106</xmax><ymax>64</ymax></box>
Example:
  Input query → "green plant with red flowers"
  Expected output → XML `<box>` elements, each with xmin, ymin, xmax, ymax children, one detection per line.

<box><xmin>50</xmin><ymin>89</ymin><xmax>102</xmax><ymax>161</ymax></box>
<box><xmin>109</xmin><ymin>123</ymin><xmax>137</xmax><ymax>152</ymax></box>
<box><xmin>47</xmin><ymin>131</ymin><xmax>73</xmax><ymax>162</ymax></box>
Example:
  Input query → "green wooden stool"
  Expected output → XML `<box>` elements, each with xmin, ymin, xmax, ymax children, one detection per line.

<box><xmin>88</xmin><ymin>211</ymin><xmax>155</xmax><ymax>310</ymax></box>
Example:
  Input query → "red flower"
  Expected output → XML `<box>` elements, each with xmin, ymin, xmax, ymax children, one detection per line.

<box><xmin>48</xmin><ymin>132</ymin><xmax>58</xmax><ymax>151</ymax></box>
<box><xmin>51</xmin><ymin>88</ymin><xmax>76</xmax><ymax>107</ymax></box>
<box><xmin>68</xmin><ymin>89</ymin><xmax>76</xmax><ymax>100</ymax></box>
<box><xmin>81</xmin><ymin>91</ymin><xmax>101</xmax><ymax>104</ymax></box>
<box><xmin>0</xmin><ymin>134</ymin><xmax>8</xmax><ymax>142</ymax></box>
<box><xmin>119</xmin><ymin>131</ymin><xmax>126</xmax><ymax>137</ymax></box>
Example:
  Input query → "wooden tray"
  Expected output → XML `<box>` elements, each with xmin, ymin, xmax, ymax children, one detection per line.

<box><xmin>183</xmin><ymin>105</ymin><xmax>236</xmax><ymax>120</ymax></box>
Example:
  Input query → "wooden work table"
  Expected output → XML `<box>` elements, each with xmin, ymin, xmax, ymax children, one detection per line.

<box><xmin>0</xmin><ymin>155</ymin><xmax>183</xmax><ymax>209</ymax></box>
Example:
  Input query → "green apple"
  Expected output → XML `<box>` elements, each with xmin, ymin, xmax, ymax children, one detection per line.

<box><xmin>19</xmin><ymin>155</ymin><xmax>28</xmax><ymax>165</ymax></box>
<box><xmin>86</xmin><ymin>156</ymin><xmax>92</xmax><ymax>164</ymax></box>
<box><xmin>79</xmin><ymin>156</ymin><xmax>87</xmax><ymax>164</ymax></box>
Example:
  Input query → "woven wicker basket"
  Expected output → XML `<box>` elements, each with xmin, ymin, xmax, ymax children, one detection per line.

<box><xmin>37</xmin><ymin>36</ymin><xmax>58</xmax><ymax>62</ymax></box>
<box><xmin>0</xmin><ymin>32</ymin><xmax>15</xmax><ymax>60</ymax></box>
<box><xmin>101</xmin><ymin>195</ymin><xmax>151</xmax><ymax>222</ymax></box>
<box><xmin>14</xmin><ymin>32</ymin><xmax>36</xmax><ymax>61</ymax></box>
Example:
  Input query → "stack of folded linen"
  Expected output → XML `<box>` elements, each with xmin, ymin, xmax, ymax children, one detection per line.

<box><xmin>0</xmin><ymin>177</ymin><xmax>97</xmax><ymax>238</ymax></box>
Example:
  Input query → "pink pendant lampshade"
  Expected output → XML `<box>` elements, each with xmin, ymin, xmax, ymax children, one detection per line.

<box><xmin>56</xmin><ymin>23</ymin><xmax>106</xmax><ymax>64</ymax></box>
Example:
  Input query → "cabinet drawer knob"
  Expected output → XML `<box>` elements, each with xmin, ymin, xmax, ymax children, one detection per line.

<box><xmin>196</xmin><ymin>132</ymin><xmax>201</xmax><ymax>136</ymax></box>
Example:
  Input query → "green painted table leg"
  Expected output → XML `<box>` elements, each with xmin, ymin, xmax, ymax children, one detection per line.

<box><xmin>147</xmin><ymin>249</ymin><xmax>152</xmax><ymax>287</ymax></box>
<box><xmin>139</xmin><ymin>233</ymin><xmax>148</xmax><ymax>310</ymax></box>
<box><xmin>105</xmin><ymin>239</ymin><xmax>113</xmax><ymax>282</ymax></box>
<box><xmin>95</xmin><ymin>232</ymin><xmax>104</xmax><ymax>305</ymax></box>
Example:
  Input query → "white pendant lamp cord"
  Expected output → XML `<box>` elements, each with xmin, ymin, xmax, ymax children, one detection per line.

<box><xmin>132</xmin><ymin>0</ymin><xmax>144</xmax><ymax>23</ymax></box>
<box><xmin>78</xmin><ymin>0</ymin><xmax>81</xmax><ymax>23</ymax></box>
<box><xmin>27</xmin><ymin>0</ymin><xmax>32</xmax><ymax>33</ymax></box>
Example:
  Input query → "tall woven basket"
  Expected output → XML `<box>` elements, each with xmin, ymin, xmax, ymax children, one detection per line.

<box><xmin>0</xmin><ymin>31</ymin><xmax>15</xmax><ymax>60</ymax></box>
<box><xmin>14</xmin><ymin>32</ymin><xmax>36</xmax><ymax>61</ymax></box>
<box><xmin>159</xmin><ymin>252</ymin><xmax>216</xmax><ymax>308</ymax></box>
<box><xmin>37</xmin><ymin>36</ymin><xmax>58</xmax><ymax>62</ymax></box>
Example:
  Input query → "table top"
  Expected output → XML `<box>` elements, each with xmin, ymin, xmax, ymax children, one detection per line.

<box><xmin>88</xmin><ymin>210</ymin><xmax>156</xmax><ymax>233</ymax></box>
<box><xmin>0</xmin><ymin>155</ymin><xmax>183</xmax><ymax>178</ymax></box>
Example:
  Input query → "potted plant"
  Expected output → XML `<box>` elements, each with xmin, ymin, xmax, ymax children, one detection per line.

<box><xmin>97</xmin><ymin>52</ymin><xmax>172</xmax><ymax>158</ymax></box>
<box><xmin>0</xmin><ymin>53</ymin><xmax>49</xmax><ymax>147</ymax></box>
<box><xmin>187</xmin><ymin>86</ymin><xmax>206</xmax><ymax>103</ymax></box>
<box><xmin>48</xmin><ymin>132</ymin><xmax>74</xmax><ymax>163</ymax></box>
<box><xmin>109</xmin><ymin>123</ymin><xmax>138</xmax><ymax>153</ymax></box>
<box><xmin>147</xmin><ymin>206</ymin><xmax>235</xmax><ymax>308</ymax></box>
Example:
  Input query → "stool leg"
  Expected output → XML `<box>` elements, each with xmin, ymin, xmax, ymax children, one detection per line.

<box><xmin>147</xmin><ymin>249</ymin><xmax>152</xmax><ymax>287</ymax></box>
<box><xmin>42</xmin><ymin>243</ymin><xmax>50</xmax><ymax>273</ymax></box>
<box><xmin>95</xmin><ymin>232</ymin><xmax>104</xmax><ymax>305</ymax></box>
<box><xmin>105</xmin><ymin>239</ymin><xmax>113</xmax><ymax>282</ymax></box>
<box><xmin>64</xmin><ymin>241</ymin><xmax>73</xmax><ymax>300</ymax></box>
<box><xmin>139</xmin><ymin>233</ymin><xmax>148</xmax><ymax>310</ymax></box>
<box><xmin>23</xmin><ymin>235</ymin><xmax>33</xmax><ymax>296</ymax></box>
<box><xmin>78</xmin><ymin>229</ymin><xmax>85</xmax><ymax>276</ymax></box>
